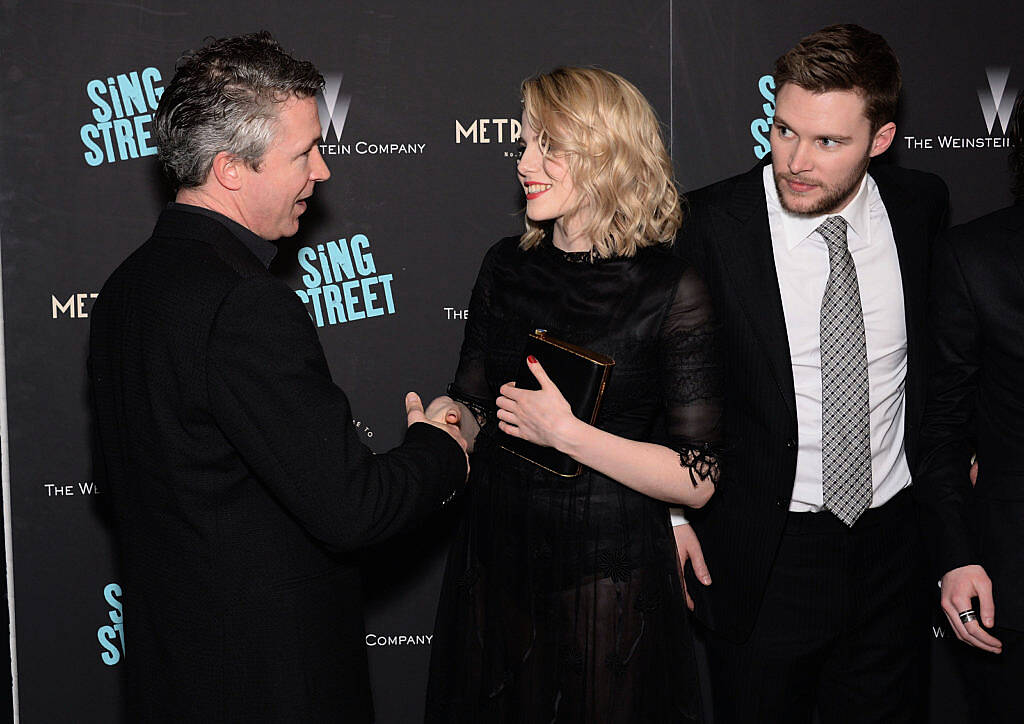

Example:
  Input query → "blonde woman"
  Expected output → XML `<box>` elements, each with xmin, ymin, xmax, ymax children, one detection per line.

<box><xmin>426</xmin><ymin>67</ymin><xmax>721</xmax><ymax>723</ymax></box>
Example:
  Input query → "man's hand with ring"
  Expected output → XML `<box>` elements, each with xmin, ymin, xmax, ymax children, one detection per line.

<box><xmin>940</xmin><ymin>564</ymin><xmax>1002</xmax><ymax>653</ymax></box>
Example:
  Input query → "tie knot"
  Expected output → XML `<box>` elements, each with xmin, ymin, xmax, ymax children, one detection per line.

<box><xmin>817</xmin><ymin>215</ymin><xmax>848</xmax><ymax>253</ymax></box>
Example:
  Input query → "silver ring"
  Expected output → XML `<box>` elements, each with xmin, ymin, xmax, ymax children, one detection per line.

<box><xmin>958</xmin><ymin>609</ymin><xmax>978</xmax><ymax>624</ymax></box>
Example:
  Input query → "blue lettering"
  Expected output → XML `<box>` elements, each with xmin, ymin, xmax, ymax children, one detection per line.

<box><xmin>98</xmin><ymin>626</ymin><xmax>121</xmax><ymax>665</ymax></box>
<box><xmin>99</xmin><ymin>583</ymin><xmax>124</xmax><ymax>665</ymax></box>
<box><xmin>351</xmin><ymin>234</ymin><xmax>375</xmax><ymax>275</ymax></box>
<box><xmin>103</xmin><ymin>583</ymin><xmax>123</xmax><ymax>622</ymax></box>
<box><xmin>81</xmin><ymin>125</ymin><xmax>105</xmax><ymax>166</ymax></box>
<box><xmin>751</xmin><ymin>119</ymin><xmax>772</xmax><ymax>160</ymax></box>
<box><xmin>141</xmin><ymin>67</ymin><xmax>164</xmax><ymax>110</ymax></box>
<box><xmin>87</xmin><ymin>80</ymin><xmax>112</xmax><ymax>123</ymax></box>
<box><xmin>342</xmin><ymin>280</ymin><xmax>365</xmax><ymax>321</ymax></box>
<box><xmin>362</xmin><ymin>277</ymin><xmax>383</xmax><ymax>317</ymax></box>
<box><xmin>326</xmin><ymin>239</ymin><xmax>356</xmax><ymax>281</ymax></box>
<box><xmin>758</xmin><ymin>74</ymin><xmax>776</xmax><ymax>117</ymax></box>
<box><xmin>303</xmin><ymin>287</ymin><xmax>326</xmax><ymax>327</ymax></box>
<box><xmin>84</xmin><ymin>68</ymin><xmax>164</xmax><ymax>167</ymax></box>
<box><xmin>113</xmin><ymin>119</ymin><xmax>138</xmax><ymax>160</ymax></box>
<box><xmin>298</xmin><ymin>247</ymin><xmax>322</xmax><ymax>288</ymax></box>
<box><xmin>96</xmin><ymin>121</ymin><xmax>116</xmax><ymax>163</ymax></box>
<box><xmin>323</xmin><ymin>284</ymin><xmax>346</xmax><ymax>325</ymax></box>
<box><xmin>116</xmin><ymin>72</ymin><xmax>148</xmax><ymax>116</ymax></box>
<box><xmin>106</xmin><ymin>77</ymin><xmax>125</xmax><ymax>119</ymax></box>
<box><xmin>377</xmin><ymin>274</ymin><xmax>396</xmax><ymax>314</ymax></box>
<box><xmin>134</xmin><ymin>114</ymin><xmax>156</xmax><ymax>156</ymax></box>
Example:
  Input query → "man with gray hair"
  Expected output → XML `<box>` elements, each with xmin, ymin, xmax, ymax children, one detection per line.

<box><xmin>88</xmin><ymin>31</ymin><xmax>467</xmax><ymax>721</ymax></box>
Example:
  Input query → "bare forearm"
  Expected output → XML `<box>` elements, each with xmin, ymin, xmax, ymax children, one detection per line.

<box><xmin>555</xmin><ymin>418</ymin><xmax>711</xmax><ymax>506</ymax></box>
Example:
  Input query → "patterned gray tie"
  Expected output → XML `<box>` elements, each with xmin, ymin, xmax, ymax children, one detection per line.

<box><xmin>818</xmin><ymin>215</ymin><xmax>872</xmax><ymax>526</ymax></box>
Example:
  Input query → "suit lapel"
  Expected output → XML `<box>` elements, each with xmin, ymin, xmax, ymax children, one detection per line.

<box><xmin>873</xmin><ymin>168</ymin><xmax>929</xmax><ymax>369</ymax></box>
<box><xmin>714</xmin><ymin>163</ymin><xmax>796</xmax><ymax>415</ymax></box>
<box><xmin>872</xmin><ymin>166</ymin><xmax>939</xmax><ymax>446</ymax></box>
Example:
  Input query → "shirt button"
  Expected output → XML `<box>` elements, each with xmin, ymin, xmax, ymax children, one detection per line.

<box><xmin>785</xmin><ymin>439</ymin><xmax>796</xmax><ymax>449</ymax></box>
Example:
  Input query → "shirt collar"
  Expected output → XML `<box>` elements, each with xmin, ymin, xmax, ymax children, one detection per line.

<box><xmin>168</xmin><ymin>202</ymin><xmax>278</xmax><ymax>269</ymax></box>
<box><xmin>763</xmin><ymin>165</ymin><xmax>873</xmax><ymax>251</ymax></box>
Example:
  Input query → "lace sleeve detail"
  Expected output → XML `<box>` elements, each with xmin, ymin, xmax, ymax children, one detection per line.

<box><xmin>659</xmin><ymin>263</ymin><xmax>724</xmax><ymax>485</ymax></box>
<box><xmin>447</xmin><ymin>243</ymin><xmax>502</xmax><ymax>432</ymax></box>
<box><xmin>678</xmin><ymin>441</ymin><xmax>721</xmax><ymax>488</ymax></box>
<box><xmin>447</xmin><ymin>385</ymin><xmax>494</xmax><ymax>431</ymax></box>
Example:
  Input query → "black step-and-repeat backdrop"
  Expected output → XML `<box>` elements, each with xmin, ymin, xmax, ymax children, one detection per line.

<box><xmin>0</xmin><ymin>1</ymin><xmax>1018</xmax><ymax>721</ymax></box>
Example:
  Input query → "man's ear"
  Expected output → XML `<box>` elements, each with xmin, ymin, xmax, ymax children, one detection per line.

<box><xmin>210</xmin><ymin>151</ymin><xmax>243</xmax><ymax>191</ymax></box>
<box><xmin>869</xmin><ymin>121</ymin><xmax>896</xmax><ymax>158</ymax></box>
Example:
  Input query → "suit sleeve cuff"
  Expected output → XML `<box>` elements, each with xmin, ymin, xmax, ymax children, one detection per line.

<box><xmin>403</xmin><ymin>422</ymin><xmax>466</xmax><ymax>506</ymax></box>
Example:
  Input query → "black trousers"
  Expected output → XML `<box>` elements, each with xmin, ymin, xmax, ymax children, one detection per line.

<box><xmin>705</xmin><ymin>491</ymin><xmax>928</xmax><ymax>723</ymax></box>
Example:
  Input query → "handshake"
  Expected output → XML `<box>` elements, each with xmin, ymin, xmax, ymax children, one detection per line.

<box><xmin>404</xmin><ymin>393</ymin><xmax>480</xmax><ymax>478</ymax></box>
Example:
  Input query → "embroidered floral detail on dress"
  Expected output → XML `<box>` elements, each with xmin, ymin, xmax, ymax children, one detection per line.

<box><xmin>559</xmin><ymin>643</ymin><xmax>585</xmax><ymax>675</ymax></box>
<box><xmin>596</xmin><ymin>548</ymin><xmax>633</xmax><ymax>583</ymax></box>
<box><xmin>635</xmin><ymin>588</ymin><xmax>663</xmax><ymax>613</ymax></box>
<box><xmin>532</xmin><ymin>539</ymin><xmax>553</xmax><ymax>560</ymax></box>
<box><xmin>558</xmin><ymin>249</ymin><xmax>595</xmax><ymax>264</ymax></box>
<box><xmin>454</xmin><ymin>565</ymin><xmax>480</xmax><ymax>593</ymax></box>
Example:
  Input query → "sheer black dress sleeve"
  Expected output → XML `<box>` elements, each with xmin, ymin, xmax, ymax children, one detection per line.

<box><xmin>658</xmin><ymin>262</ymin><xmax>723</xmax><ymax>487</ymax></box>
<box><xmin>448</xmin><ymin>244</ymin><xmax>500</xmax><ymax>432</ymax></box>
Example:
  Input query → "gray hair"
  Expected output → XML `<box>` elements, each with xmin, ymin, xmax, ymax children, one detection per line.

<box><xmin>154</xmin><ymin>31</ymin><xmax>324</xmax><ymax>189</ymax></box>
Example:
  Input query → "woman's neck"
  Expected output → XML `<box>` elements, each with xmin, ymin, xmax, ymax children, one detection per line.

<box><xmin>551</xmin><ymin>216</ymin><xmax>593</xmax><ymax>253</ymax></box>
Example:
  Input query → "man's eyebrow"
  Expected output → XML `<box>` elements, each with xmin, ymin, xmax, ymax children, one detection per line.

<box><xmin>772</xmin><ymin>116</ymin><xmax>853</xmax><ymax>141</ymax></box>
<box><xmin>296</xmin><ymin>135</ymin><xmax>321</xmax><ymax>155</ymax></box>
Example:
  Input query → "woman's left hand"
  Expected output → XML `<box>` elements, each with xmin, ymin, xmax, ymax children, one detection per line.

<box><xmin>497</xmin><ymin>356</ymin><xmax>579</xmax><ymax>450</ymax></box>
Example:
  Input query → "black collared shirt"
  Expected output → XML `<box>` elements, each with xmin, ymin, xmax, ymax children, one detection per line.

<box><xmin>169</xmin><ymin>202</ymin><xmax>278</xmax><ymax>269</ymax></box>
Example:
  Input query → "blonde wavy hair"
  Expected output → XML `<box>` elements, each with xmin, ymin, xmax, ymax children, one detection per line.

<box><xmin>519</xmin><ymin>67</ymin><xmax>682</xmax><ymax>257</ymax></box>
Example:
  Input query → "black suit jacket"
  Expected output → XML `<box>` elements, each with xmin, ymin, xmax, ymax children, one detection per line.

<box><xmin>675</xmin><ymin>160</ymin><xmax>949</xmax><ymax>642</ymax></box>
<box><xmin>916</xmin><ymin>202</ymin><xmax>1024</xmax><ymax>630</ymax></box>
<box><xmin>88</xmin><ymin>208</ymin><xmax>466</xmax><ymax>722</ymax></box>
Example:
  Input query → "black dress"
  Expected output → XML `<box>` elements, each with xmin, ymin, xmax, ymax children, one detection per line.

<box><xmin>426</xmin><ymin>236</ymin><xmax>722</xmax><ymax>723</ymax></box>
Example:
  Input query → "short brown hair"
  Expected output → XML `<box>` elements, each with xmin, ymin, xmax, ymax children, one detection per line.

<box><xmin>774</xmin><ymin>24</ymin><xmax>901</xmax><ymax>133</ymax></box>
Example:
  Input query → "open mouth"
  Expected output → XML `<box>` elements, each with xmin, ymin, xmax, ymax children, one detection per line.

<box><xmin>524</xmin><ymin>182</ymin><xmax>552</xmax><ymax>200</ymax></box>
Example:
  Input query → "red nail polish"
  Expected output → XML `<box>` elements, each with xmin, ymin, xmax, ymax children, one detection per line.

<box><xmin>527</xmin><ymin>355</ymin><xmax>537</xmax><ymax>364</ymax></box>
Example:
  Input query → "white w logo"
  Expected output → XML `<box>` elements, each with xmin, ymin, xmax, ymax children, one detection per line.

<box><xmin>318</xmin><ymin>72</ymin><xmax>352</xmax><ymax>141</ymax></box>
<box><xmin>978</xmin><ymin>67</ymin><xmax>1016</xmax><ymax>134</ymax></box>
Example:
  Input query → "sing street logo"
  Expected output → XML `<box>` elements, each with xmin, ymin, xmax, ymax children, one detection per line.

<box><xmin>80</xmin><ymin>67</ymin><xmax>164</xmax><ymax>166</ymax></box>
<box><xmin>97</xmin><ymin>583</ymin><xmax>125</xmax><ymax>665</ymax></box>
<box><xmin>295</xmin><ymin>233</ymin><xmax>397</xmax><ymax>328</ymax></box>
<box><xmin>750</xmin><ymin>75</ymin><xmax>776</xmax><ymax>160</ymax></box>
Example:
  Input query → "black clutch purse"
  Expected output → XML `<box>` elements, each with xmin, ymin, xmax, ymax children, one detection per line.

<box><xmin>500</xmin><ymin>329</ymin><xmax>614</xmax><ymax>477</ymax></box>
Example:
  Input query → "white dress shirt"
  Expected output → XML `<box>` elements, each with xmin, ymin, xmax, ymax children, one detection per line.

<box><xmin>671</xmin><ymin>165</ymin><xmax>911</xmax><ymax>526</ymax></box>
